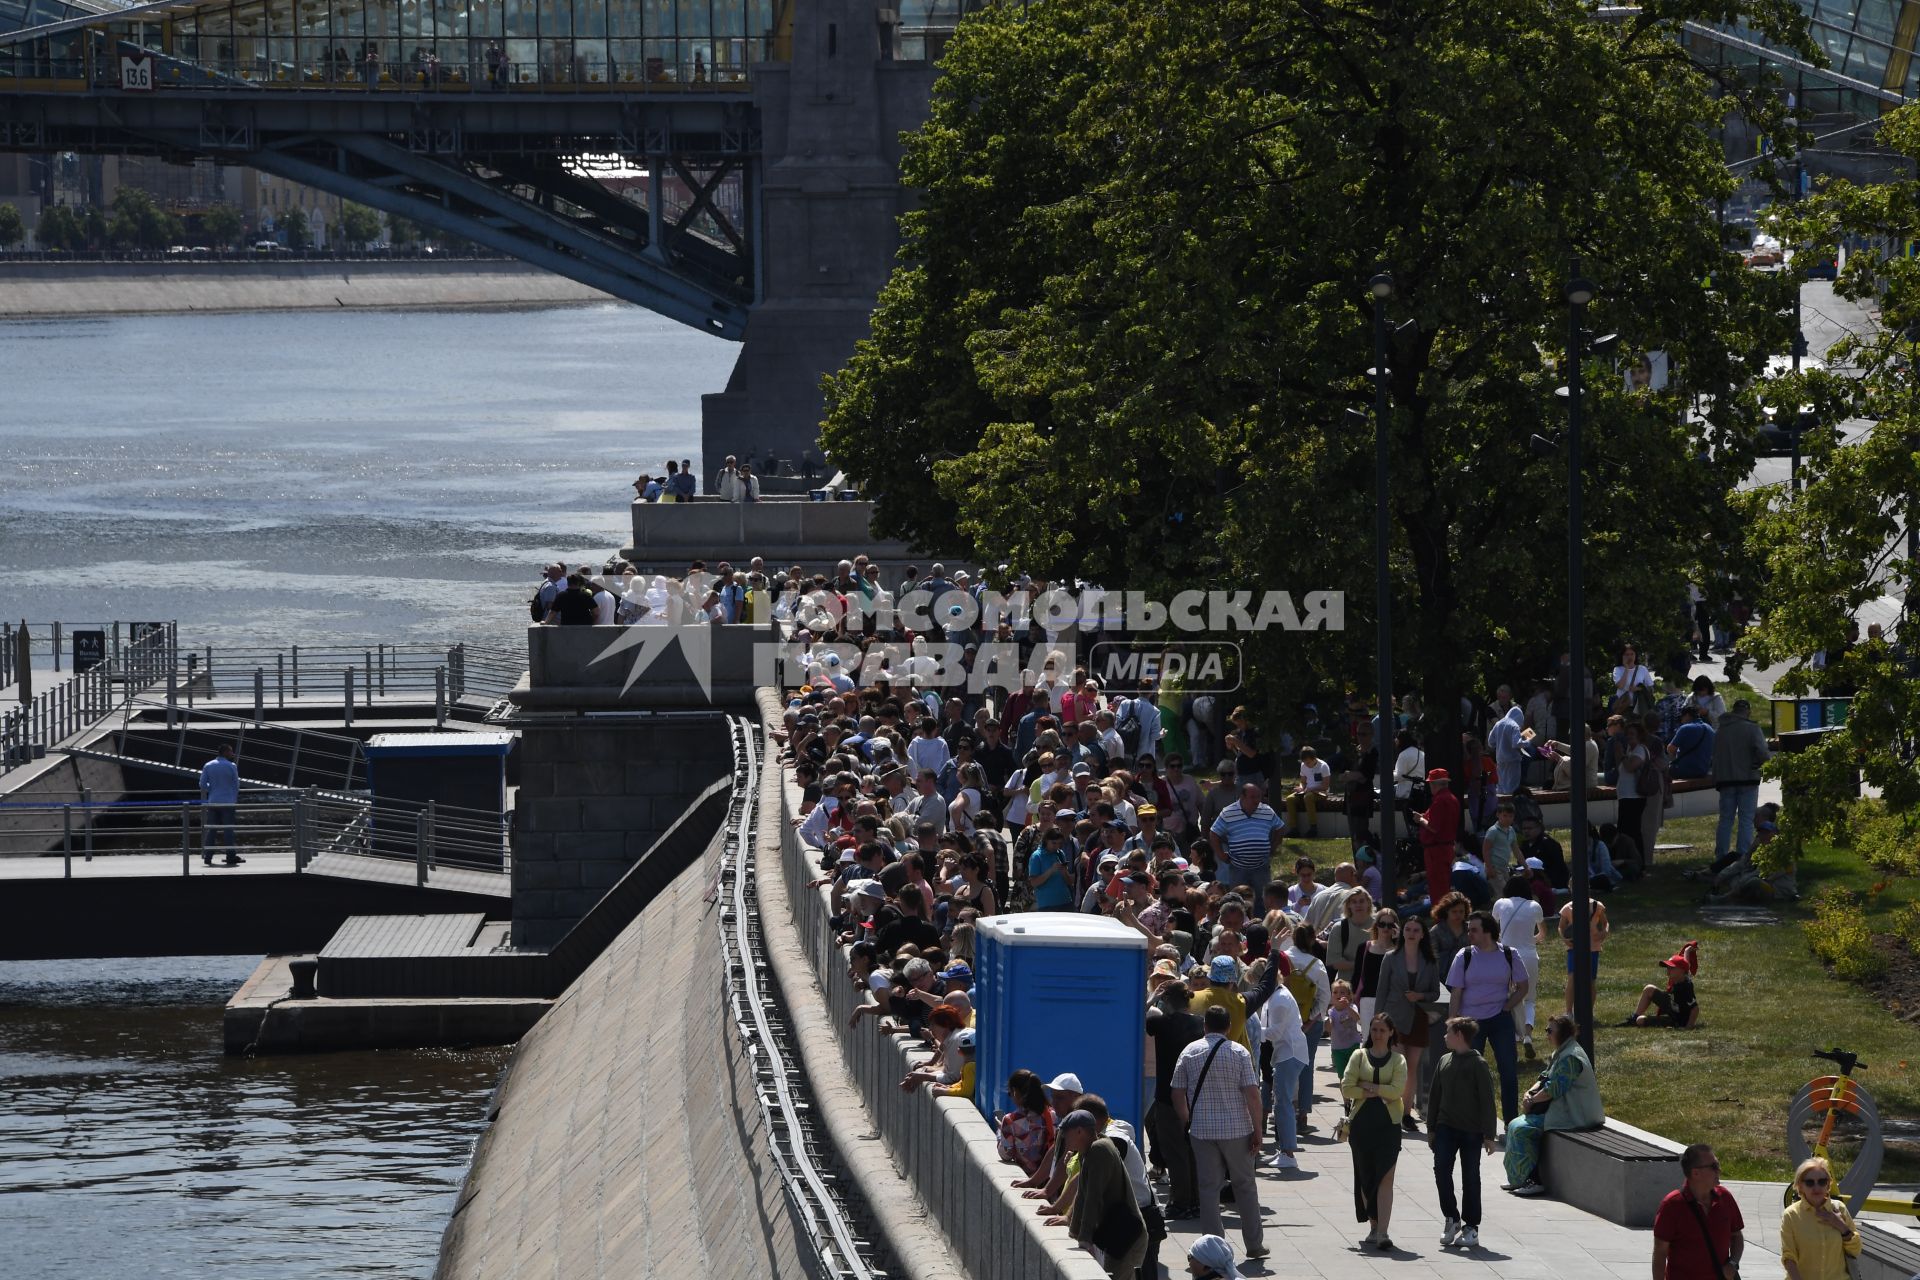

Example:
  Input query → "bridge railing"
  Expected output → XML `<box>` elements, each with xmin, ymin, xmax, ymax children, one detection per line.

<box><xmin>6</xmin><ymin>24</ymin><xmax>776</xmax><ymax>94</ymax></box>
<box><xmin>0</xmin><ymin>784</ymin><xmax>508</xmax><ymax>881</ymax></box>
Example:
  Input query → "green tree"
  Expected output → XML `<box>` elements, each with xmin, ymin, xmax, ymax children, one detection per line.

<box><xmin>35</xmin><ymin>204</ymin><xmax>80</xmax><ymax>252</ymax></box>
<box><xmin>1739</xmin><ymin>105</ymin><xmax>1920</xmax><ymax>864</ymax></box>
<box><xmin>108</xmin><ymin>187</ymin><xmax>181</xmax><ymax>251</ymax></box>
<box><xmin>822</xmin><ymin>0</ymin><xmax>1813</xmax><ymax>771</ymax></box>
<box><xmin>386</xmin><ymin>211</ymin><xmax>422</xmax><ymax>247</ymax></box>
<box><xmin>281</xmin><ymin>206</ymin><xmax>311</xmax><ymax>250</ymax></box>
<box><xmin>0</xmin><ymin>202</ymin><xmax>23</xmax><ymax>250</ymax></box>
<box><xmin>202</xmin><ymin>203</ymin><xmax>245</xmax><ymax>249</ymax></box>
<box><xmin>335</xmin><ymin>202</ymin><xmax>382</xmax><ymax>250</ymax></box>
<box><xmin>82</xmin><ymin>205</ymin><xmax>108</xmax><ymax>252</ymax></box>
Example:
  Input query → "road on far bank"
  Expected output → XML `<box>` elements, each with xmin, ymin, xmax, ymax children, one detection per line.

<box><xmin>0</xmin><ymin>257</ymin><xmax>617</xmax><ymax>318</ymax></box>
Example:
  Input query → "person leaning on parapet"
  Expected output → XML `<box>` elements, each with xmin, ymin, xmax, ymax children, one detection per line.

<box><xmin>540</xmin><ymin>571</ymin><xmax>597</xmax><ymax>625</ymax></box>
<box><xmin>661</xmin><ymin>459</ymin><xmax>694</xmax><ymax>502</ymax></box>
<box><xmin>199</xmin><ymin>744</ymin><xmax>244</xmax><ymax>867</ymax></box>
<box><xmin>632</xmin><ymin>472</ymin><xmax>662</xmax><ymax>503</ymax></box>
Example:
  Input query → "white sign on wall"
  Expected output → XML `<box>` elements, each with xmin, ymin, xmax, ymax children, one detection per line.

<box><xmin>119</xmin><ymin>54</ymin><xmax>153</xmax><ymax>91</ymax></box>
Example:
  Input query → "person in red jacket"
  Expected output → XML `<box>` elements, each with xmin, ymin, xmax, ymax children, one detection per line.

<box><xmin>1418</xmin><ymin>768</ymin><xmax>1462</xmax><ymax>907</ymax></box>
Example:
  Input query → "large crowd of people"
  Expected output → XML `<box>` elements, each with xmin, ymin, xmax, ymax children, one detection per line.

<box><xmin>524</xmin><ymin>543</ymin><xmax>1816</xmax><ymax>1275</ymax></box>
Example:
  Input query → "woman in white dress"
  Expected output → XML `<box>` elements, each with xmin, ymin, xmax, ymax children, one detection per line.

<box><xmin>1492</xmin><ymin>871</ymin><xmax>1547</xmax><ymax>1055</ymax></box>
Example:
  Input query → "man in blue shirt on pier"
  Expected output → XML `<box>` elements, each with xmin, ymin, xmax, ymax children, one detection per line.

<box><xmin>199</xmin><ymin>745</ymin><xmax>244</xmax><ymax>867</ymax></box>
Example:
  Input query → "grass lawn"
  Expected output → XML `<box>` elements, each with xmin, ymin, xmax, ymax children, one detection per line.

<box><xmin>1273</xmin><ymin>815</ymin><xmax>1920</xmax><ymax>1183</ymax></box>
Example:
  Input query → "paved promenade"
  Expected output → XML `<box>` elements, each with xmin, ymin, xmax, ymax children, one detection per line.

<box><xmin>1142</xmin><ymin>1039</ymin><xmax>1790</xmax><ymax>1278</ymax></box>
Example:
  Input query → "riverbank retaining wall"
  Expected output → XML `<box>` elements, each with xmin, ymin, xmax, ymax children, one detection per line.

<box><xmin>0</xmin><ymin>260</ymin><xmax>613</xmax><ymax>316</ymax></box>
<box><xmin>434</xmin><ymin>817</ymin><xmax>813</xmax><ymax>1280</ymax></box>
<box><xmin>763</xmin><ymin>690</ymin><xmax>1107</xmax><ymax>1280</ymax></box>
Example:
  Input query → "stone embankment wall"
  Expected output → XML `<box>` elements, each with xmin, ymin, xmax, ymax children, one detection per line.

<box><xmin>434</xmin><ymin>821</ymin><xmax>813</xmax><ymax>1280</ymax></box>
<box><xmin>0</xmin><ymin>260</ymin><xmax>612</xmax><ymax>316</ymax></box>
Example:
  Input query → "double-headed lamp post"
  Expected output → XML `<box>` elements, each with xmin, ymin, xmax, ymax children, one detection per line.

<box><xmin>1370</xmin><ymin>271</ymin><xmax>1397</xmax><ymax>890</ymax></box>
<box><xmin>1564</xmin><ymin>268</ymin><xmax>1597</xmax><ymax>1060</ymax></box>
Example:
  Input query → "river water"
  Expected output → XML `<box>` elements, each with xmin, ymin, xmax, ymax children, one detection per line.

<box><xmin>0</xmin><ymin>302</ymin><xmax>735</xmax><ymax>650</ymax></box>
<box><xmin>0</xmin><ymin>303</ymin><xmax>735</xmax><ymax>1278</ymax></box>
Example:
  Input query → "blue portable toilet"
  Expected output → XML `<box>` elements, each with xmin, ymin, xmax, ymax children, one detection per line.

<box><xmin>973</xmin><ymin>913</ymin><xmax>1149</xmax><ymax>1139</ymax></box>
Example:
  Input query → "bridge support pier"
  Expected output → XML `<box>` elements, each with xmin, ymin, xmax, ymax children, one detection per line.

<box><xmin>701</xmin><ymin>0</ymin><xmax>939</xmax><ymax>470</ymax></box>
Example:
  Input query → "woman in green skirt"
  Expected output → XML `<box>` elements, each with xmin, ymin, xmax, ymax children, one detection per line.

<box><xmin>1340</xmin><ymin>1011</ymin><xmax>1407</xmax><ymax>1251</ymax></box>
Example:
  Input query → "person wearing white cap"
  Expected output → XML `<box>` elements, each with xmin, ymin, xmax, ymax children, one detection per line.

<box><xmin>1185</xmin><ymin>1235</ymin><xmax>1241</xmax><ymax>1279</ymax></box>
<box><xmin>1013</xmin><ymin>1073</ymin><xmax>1085</xmax><ymax>1196</ymax></box>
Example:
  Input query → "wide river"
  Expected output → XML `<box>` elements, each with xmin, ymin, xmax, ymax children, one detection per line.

<box><xmin>0</xmin><ymin>303</ymin><xmax>735</xmax><ymax>1278</ymax></box>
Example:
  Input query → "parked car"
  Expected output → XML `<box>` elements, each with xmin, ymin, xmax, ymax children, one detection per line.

<box><xmin>1744</xmin><ymin>233</ymin><xmax>1784</xmax><ymax>268</ymax></box>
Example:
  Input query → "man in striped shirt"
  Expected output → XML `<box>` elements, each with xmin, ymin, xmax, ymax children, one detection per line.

<box><xmin>1208</xmin><ymin>782</ymin><xmax>1287</xmax><ymax>901</ymax></box>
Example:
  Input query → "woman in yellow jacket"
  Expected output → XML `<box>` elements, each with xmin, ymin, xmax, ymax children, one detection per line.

<box><xmin>1780</xmin><ymin>1157</ymin><xmax>1863</xmax><ymax>1280</ymax></box>
<box><xmin>1340</xmin><ymin>1011</ymin><xmax>1407</xmax><ymax>1252</ymax></box>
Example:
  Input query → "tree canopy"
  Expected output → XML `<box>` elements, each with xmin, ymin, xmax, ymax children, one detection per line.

<box><xmin>1741</xmin><ymin>106</ymin><xmax>1920</xmax><ymax>862</ymax></box>
<box><xmin>201</xmin><ymin>203</ymin><xmax>245</xmax><ymax>248</ymax></box>
<box><xmin>822</xmin><ymin>0</ymin><xmax>1815</xmax><ymax>762</ymax></box>
<box><xmin>107</xmin><ymin>187</ymin><xmax>183</xmax><ymax>251</ymax></box>
<box><xmin>335</xmin><ymin>202</ymin><xmax>382</xmax><ymax>249</ymax></box>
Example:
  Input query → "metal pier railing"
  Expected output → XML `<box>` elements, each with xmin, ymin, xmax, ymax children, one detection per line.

<box><xmin>0</xmin><ymin>785</ymin><xmax>509</xmax><ymax>886</ymax></box>
<box><xmin>3</xmin><ymin>627</ymin><xmax>526</xmax><ymax>780</ymax></box>
<box><xmin>715</xmin><ymin>715</ymin><xmax>890</xmax><ymax>1280</ymax></box>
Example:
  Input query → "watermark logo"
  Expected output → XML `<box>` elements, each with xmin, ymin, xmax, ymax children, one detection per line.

<box><xmin>587</xmin><ymin>578</ymin><xmax>1340</xmax><ymax>698</ymax></box>
<box><xmin>592</xmin><ymin>596</ymin><xmax>715</xmax><ymax>700</ymax></box>
<box><xmin>1088</xmin><ymin>640</ymin><xmax>1243</xmax><ymax>695</ymax></box>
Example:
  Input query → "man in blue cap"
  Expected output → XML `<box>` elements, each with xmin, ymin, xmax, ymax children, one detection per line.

<box><xmin>1189</xmin><ymin>954</ymin><xmax>1253</xmax><ymax>1056</ymax></box>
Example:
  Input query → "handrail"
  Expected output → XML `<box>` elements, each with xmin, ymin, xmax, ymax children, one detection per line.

<box><xmin>1</xmin><ymin>625</ymin><xmax>176</xmax><ymax>777</ymax></box>
<box><xmin>0</xmin><ymin>785</ymin><xmax>509</xmax><ymax>879</ymax></box>
<box><xmin>715</xmin><ymin>714</ymin><xmax>879</xmax><ymax>1280</ymax></box>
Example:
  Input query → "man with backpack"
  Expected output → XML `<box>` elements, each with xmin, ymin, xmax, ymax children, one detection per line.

<box><xmin>529</xmin><ymin>562</ymin><xmax>565</xmax><ymax>622</ymax></box>
<box><xmin>1445</xmin><ymin>910</ymin><xmax>1530</xmax><ymax>1133</ymax></box>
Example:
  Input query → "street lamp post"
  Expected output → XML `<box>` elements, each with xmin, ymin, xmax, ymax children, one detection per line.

<box><xmin>1370</xmin><ymin>271</ymin><xmax>1397</xmax><ymax>894</ymax></box>
<box><xmin>1565</xmin><ymin>268</ymin><xmax>1597</xmax><ymax>1059</ymax></box>
<box><xmin>1792</xmin><ymin>157</ymin><xmax>1806</xmax><ymax>491</ymax></box>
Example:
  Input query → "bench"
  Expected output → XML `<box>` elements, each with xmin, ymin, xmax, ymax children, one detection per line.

<box><xmin>1856</xmin><ymin>1222</ymin><xmax>1920</xmax><ymax>1280</ymax></box>
<box><xmin>1540</xmin><ymin>1118</ymin><xmax>1684</xmax><ymax>1228</ymax></box>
